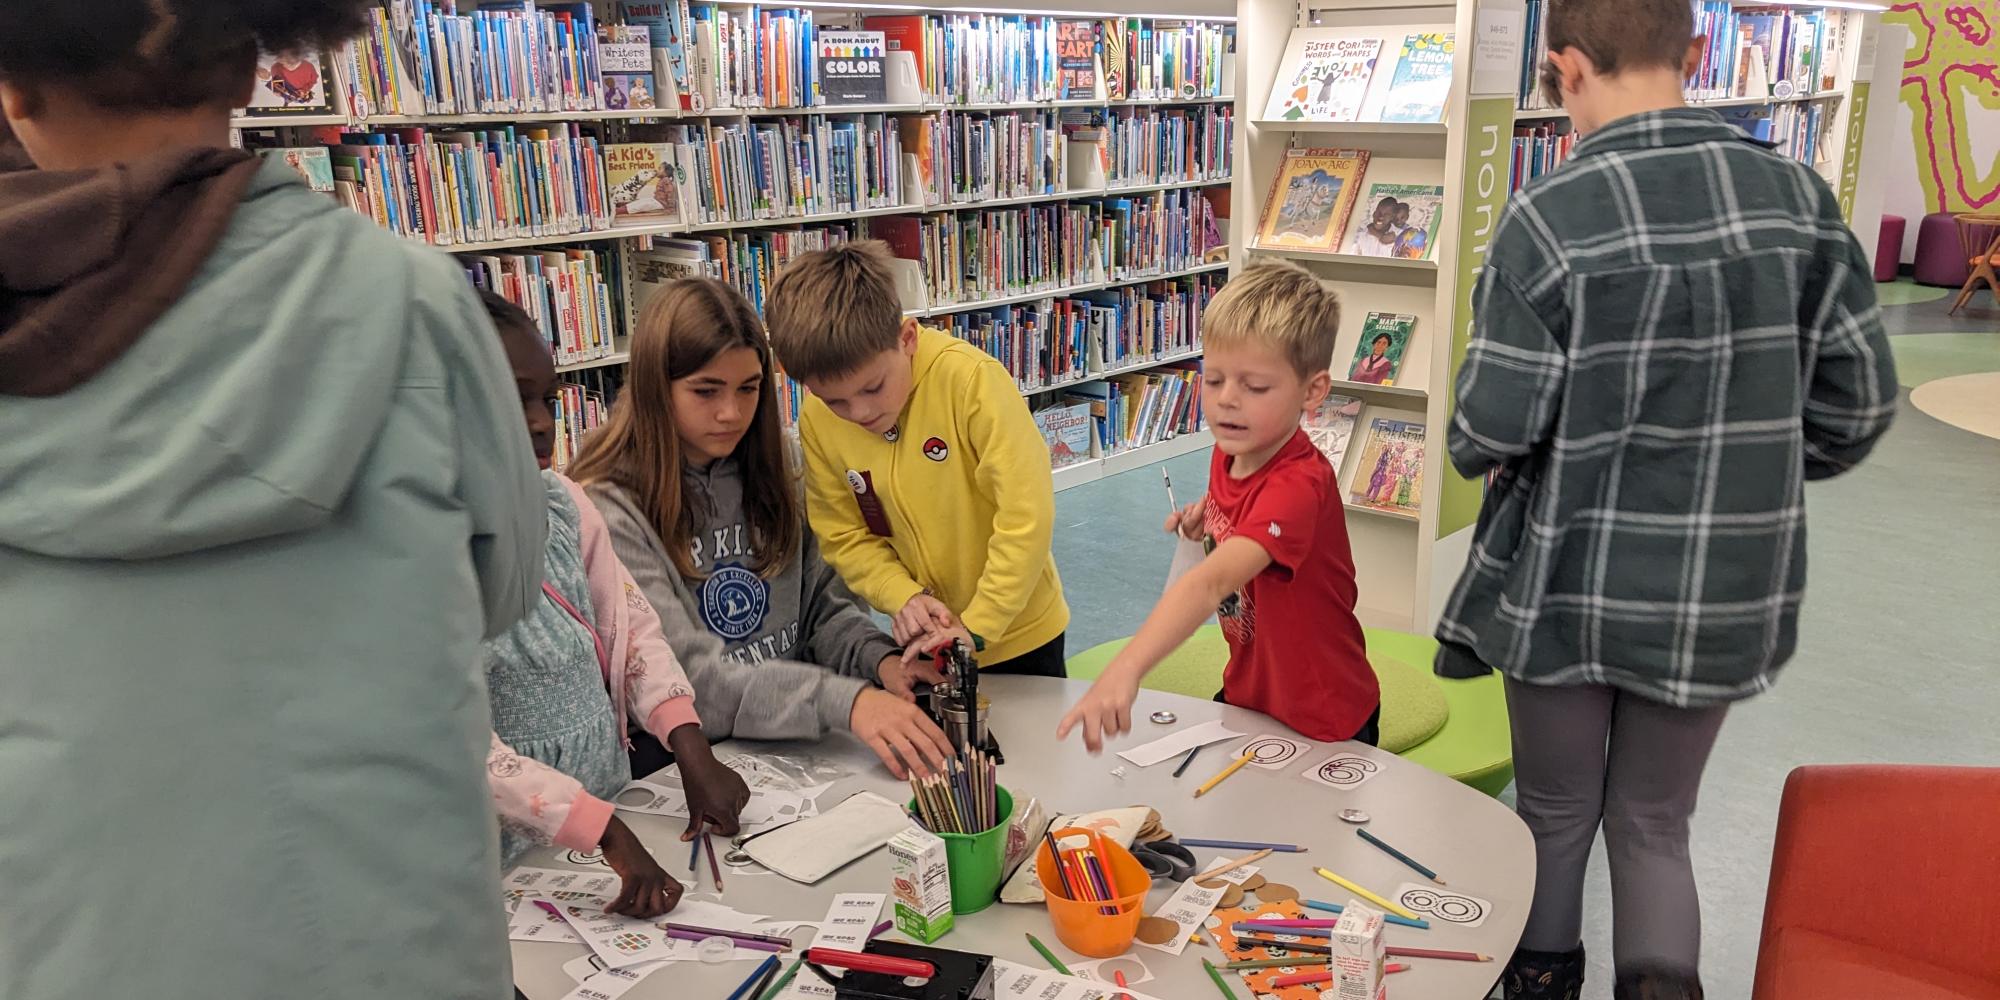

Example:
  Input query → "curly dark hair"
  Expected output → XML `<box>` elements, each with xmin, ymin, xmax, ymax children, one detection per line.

<box><xmin>0</xmin><ymin>0</ymin><xmax>372</xmax><ymax>110</ymax></box>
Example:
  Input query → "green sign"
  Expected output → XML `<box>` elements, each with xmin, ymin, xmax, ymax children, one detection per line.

<box><xmin>1438</xmin><ymin>95</ymin><xmax>1517</xmax><ymax>539</ymax></box>
<box><xmin>1838</xmin><ymin>82</ymin><xmax>1871</xmax><ymax>222</ymax></box>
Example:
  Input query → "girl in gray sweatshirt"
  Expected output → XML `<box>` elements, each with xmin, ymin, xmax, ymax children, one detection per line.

<box><xmin>572</xmin><ymin>279</ymin><xmax>956</xmax><ymax>780</ymax></box>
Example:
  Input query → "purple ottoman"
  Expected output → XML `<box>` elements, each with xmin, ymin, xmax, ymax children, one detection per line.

<box><xmin>1913</xmin><ymin>211</ymin><xmax>1971</xmax><ymax>287</ymax></box>
<box><xmin>1875</xmin><ymin>215</ymin><xmax>1905</xmax><ymax>282</ymax></box>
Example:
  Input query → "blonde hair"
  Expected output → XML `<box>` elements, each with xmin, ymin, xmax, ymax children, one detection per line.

<box><xmin>763</xmin><ymin>240</ymin><xmax>904</xmax><ymax>383</ymax></box>
<box><xmin>1201</xmin><ymin>262</ymin><xmax>1342</xmax><ymax>377</ymax></box>
<box><xmin>567</xmin><ymin>279</ymin><xmax>800</xmax><ymax>580</ymax></box>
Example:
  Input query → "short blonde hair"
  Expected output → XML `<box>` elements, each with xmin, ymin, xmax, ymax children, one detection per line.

<box><xmin>764</xmin><ymin>241</ymin><xmax>904</xmax><ymax>382</ymax></box>
<box><xmin>1201</xmin><ymin>262</ymin><xmax>1342</xmax><ymax>377</ymax></box>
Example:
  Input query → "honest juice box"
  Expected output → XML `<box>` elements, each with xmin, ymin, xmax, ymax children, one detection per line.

<box><xmin>1332</xmin><ymin>899</ymin><xmax>1386</xmax><ymax>999</ymax></box>
<box><xmin>888</xmin><ymin>826</ymin><xmax>954</xmax><ymax>943</ymax></box>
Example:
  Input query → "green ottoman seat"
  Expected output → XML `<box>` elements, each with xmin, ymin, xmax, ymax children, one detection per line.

<box><xmin>1065</xmin><ymin>625</ymin><xmax>1513</xmax><ymax>795</ymax></box>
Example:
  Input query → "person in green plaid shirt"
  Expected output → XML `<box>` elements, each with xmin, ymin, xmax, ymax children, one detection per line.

<box><xmin>1433</xmin><ymin>1</ymin><xmax>1897</xmax><ymax>998</ymax></box>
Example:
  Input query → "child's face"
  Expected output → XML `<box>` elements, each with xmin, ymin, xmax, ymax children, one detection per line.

<box><xmin>672</xmin><ymin>346</ymin><xmax>764</xmax><ymax>465</ymax></box>
<box><xmin>1202</xmin><ymin>341</ymin><xmax>1329</xmax><ymax>463</ymax></box>
<box><xmin>799</xmin><ymin>321</ymin><xmax>919</xmax><ymax>437</ymax></box>
<box><xmin>500</xmin><ymin>328</ymin><xmax>559</xmax><ymax>469</ymax></box>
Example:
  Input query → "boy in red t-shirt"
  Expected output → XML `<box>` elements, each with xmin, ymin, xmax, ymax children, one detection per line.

<box><xmin>1058</xmin><ymin>262</ymin><xmax>1376</xmax><ymax>750</ymax></box>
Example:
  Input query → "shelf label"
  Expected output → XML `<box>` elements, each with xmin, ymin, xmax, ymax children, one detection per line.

<box><xmin>1838</xmin><ymin>82</ymin><xmax>1871</xmax><ymax>223</ymax></box>
<box><xmin>1440</xmin><ymin>95</ymin><xmax>1517</xmax><ymax>538</ymax></box>
<box><xmin>1472</xmin><ymin>0</ymin><xmax>1527</xmax><ymax>98</ymax></box>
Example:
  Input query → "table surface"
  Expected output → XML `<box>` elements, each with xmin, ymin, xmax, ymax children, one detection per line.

<box><xmin>512</xmin><ymin>676</ymin><xmax>1533</xmax><ymax>999</ymax></box>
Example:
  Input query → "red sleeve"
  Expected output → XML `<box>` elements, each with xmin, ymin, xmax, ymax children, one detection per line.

<box><xmin>1230</xmin><ymin>462</ymin><xmax>1328</xmax><ymax>580</ymax></box>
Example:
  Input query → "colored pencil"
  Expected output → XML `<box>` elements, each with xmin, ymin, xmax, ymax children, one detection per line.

<box><xmin>868</xmin><ymin>919</ymin><xmax>894</xmax><ymax>940</ymax></box>
<box><xmin>1173</xmin><ymin>745</ymin><xmax>1201</xmax><ymax>777</ymax></box>
<box><xmin>1193</xmin><ymin>848</ymin><xmax>1273</xmax><ymax>882</ymax></box>
<box><xmin>660</xmin><ymin>923</ymin><xmax>795</xmax><ymax>948</ymax></box>
<box><xmin>705</xmin><ymin>831</ymin><xmax>724</xmax><ymax>893</ymax></box>
<box><xmin>1181</xmin><ymin>838</ymin><xmax>1305</xmax><ymax>853</ymax></box>
<box><xmin>689</xmin><ymin>831</ymin><xmax>703</xmax><ymax>874</ymax></box>
<box><xmin>1356</xmin><ymin>827</ymin><xmax>1444</xmax><ymax>885</ymax></box>
<box><xmin>1026</xmin><ymin>932</ymin><xmax>1072</xmax><ymax>976</ymax></box>
<box><xmin>1312</xmin><ymin>866</ymin><xmax>1421</xmax><ymax>921</ymax></box>
<box><xmin>1387</xmin><ymin>963</ymin><xmax>1410</xmax><ymax>974</ymax></box>
<box><xmin>661</xmin><ymin>927</ymin><xmax>786</xmax><ymax>952</ymax></box>
<box><xmin>755</xmin><ymin>956</ymin><xmax>805</xmax><ymax>1000</ymax></box>
<box><xmin>1194</xmin><ymin>751</ymin><xmax>1254</xmax><ymax>798</ymax></box>
<box><xmin>1201</xmin><ymin>957</ymin><xmax>1242</xmax><ymax>1000</ymax></box>
<box><xmin>745</xmin><ymin>958</ymin><xmax>781</xmax><ymax>999</ymax></box>
<box><xmin>1387</xmin><ymin>946</ymin><xmax>1491</xmax><ymax>962</ymax></box>
<box><xmin>1243</xmin><ymin>919</ymin><xmax>1338</xmax><ymax>928</ymax></box>
<box><xmin>1270</xmin><ymin>969</ymin><xmax>1332</xmax><ymax>988</ymax></box>
<box><xmin>1234</xmin><ymin>922</ymin><xmax>1332</xmax><ymax>938</ymax></box>
<box><xmin>1226</xmin><ymin>956</ymin><xmax>1328</xmax><ymax>970</ymax></box>
<box><xmin>1304</xmin><ymin>898</ymin><xmax>1430</xmax><ymax>929</ymax></box>
<box><xmin>1235</xmin><ymin>933</ymin><xmax>1332</xmax><ymax>953</ymax></box>
<box><xmin>724</xmin><ymin>955</ymin><xmax>780</xmax><ymax>1000</ymax></box>
<box><xmin>1041</xmin><ymin>831</ymin><xmax>1078</xmax><ymax>899</ymax></box>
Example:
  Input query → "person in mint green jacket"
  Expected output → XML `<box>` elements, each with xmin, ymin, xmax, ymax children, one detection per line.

<box><xmin>0</xmin><ymin>4</ymin><xmax>545</xmax><ymax>999</ymax></box>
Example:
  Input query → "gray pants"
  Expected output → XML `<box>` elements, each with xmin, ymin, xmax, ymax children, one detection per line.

<box><xmin>1505</xmin><ymin>679</ymin><xmax>1728</xmax><ymax>973</ymax></box>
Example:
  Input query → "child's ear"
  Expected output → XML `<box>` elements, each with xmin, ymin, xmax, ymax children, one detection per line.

<box><xmin>898</xmin><ymin>317</ymin><xmax>920</xmax><ymax>355</ymax></box>
<box><xmin>1303</xmin><ymin>370</ymin><xmax>1332</xmax><ymax>411</ymax></box>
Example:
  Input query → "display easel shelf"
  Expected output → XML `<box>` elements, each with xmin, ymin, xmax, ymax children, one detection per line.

<box><xmin>1230</xmin><ymin>0</ymin><xmax>1885</xmax><ymax>630</ymax></box>
<box><xmin>230</xmin><ymin>0</ymin><xmax>1240</xmax><ymax>487</ymax></box>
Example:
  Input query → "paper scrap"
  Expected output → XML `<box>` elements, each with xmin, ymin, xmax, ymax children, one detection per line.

<box><xmin>810</xmin><ymin>892</ymin><xmax>887</xmax><ymax>951</ymax></box>
<box><xmin>547</xmin><ymin>900</ymin><xmax>768</xmax><ymax>969</ymax></box>
<box><xmin>1236</xmin><ymin>735</ymin><xmax>1308</xmax><ymax>769</ymax></box>
<box><xmin>991</xmin><ymin>959</ymin><xmax>1168</xmax><ymax>1000</ymax></box>
<box><xmin>504</xmin><ymin>866</ymin><xmax>622</xmax><ymax>908</ymax></box>
<box><xmin>1303</xmin><ymin>752</ymin><xmax>1382</xmax><ymax>789</ymax></box>
<box><xmin>1395</xmin><ymin>883</ymin><xmax>1491</xmax><ymax>928</ymax></box>
<box><xmin>1135</xmin><ymin>864</ymin><xmax>1260</xmax><ymax>956</ymax></box>
<box><xmin>1115</xmin><ymin>719</ymin><xmax>1246</xmax><ymax>767</ymax></box>
<box><xmin>510</xmin><ymin>898</ymin><xmax>586</xmax><ymax>943</ymax></box>
<box><xmin>563</xmin><ymin>954</ymin><xmax>608</xmax><ymax>983</ymax></box>
<box><xmin>560</xmin><ymin>960</ymin><xmax>668</xmax><ymax>1000</ymax></box>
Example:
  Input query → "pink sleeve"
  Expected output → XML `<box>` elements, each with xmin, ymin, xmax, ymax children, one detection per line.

<box><xmin>563</xmin><ymin>476</ymin><xmax>701</xmax><ymax>739</ymax></box>
<box><xmin>486</xmin><ymin>732</ymin><xmax>614</xmax><ymax>852</ymax></box>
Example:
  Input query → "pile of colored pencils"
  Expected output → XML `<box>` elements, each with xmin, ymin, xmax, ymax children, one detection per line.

<box><xmin>1042</xmin><ymin>829</ymin><xmax>1123</xmax><ymax>914</ymax></box>
<box><xmin>907</xmin><ymin>748</ymin><xmax>998</xmax><ymax>834</ymax></box>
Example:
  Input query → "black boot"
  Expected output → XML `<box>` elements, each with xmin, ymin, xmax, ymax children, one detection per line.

<box><xmin>1613</xmin><ymin>965</ymin><xmax>1704</xmax><ymax>1000</ymax></box>
<box><xmin>1499</xmin><ymin>944</ymin><xmax>1585</xmax><ymax>1000</ymax></box>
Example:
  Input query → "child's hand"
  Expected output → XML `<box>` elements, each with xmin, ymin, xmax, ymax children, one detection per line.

<box><xmin>1055</xmin><ymin>670</ymin><xmax>1143</xmax><ymax>753</ymax></box>
<box><xmin>1163</xmin><ymin>499</ymin><xmax>1205</xmax><ymax>540</ymax></box>
<box><xmin>598</xmin><ymin>817</ymin><xmax>683</xmax><ymax>918</ymax></box>
<box><xmin>667</xmin><ymin>724</ymin><xmax>750</xmax><ymax>841</ymax></box>
<box><xmin>893</xmin><ymin>593</ymin><xmax>956</xmax><ymax>645</ymax></box>
<box><xmin>878</xmin><ymin>654</ymin><xmax>947</xmax><ymax>701</ymax></box>
<box><xmin>850</xmin><ymin>688</ymin><xmax>955</xmax><ymax>779</ymax></box>
<box><xmin>903</xmin><ymin>624</ymin><xmax>976</xmax><ymax>667</ymax></box>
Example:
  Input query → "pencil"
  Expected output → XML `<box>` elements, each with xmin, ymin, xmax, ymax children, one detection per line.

<box><xmin>745</xmin><ymin>958</ymin><xmax>781</xmax><ymax>999</ymax></box>
<box><xmin>1269</xmin><ymin>969</ymin><xmax>1333</xmax><ymax>988</ymax></box>
<box><xmin>1180</xmin><ymin>838</ymin><xmax>1304</xmax><ymax>853</ymax></box>
<box><xmin>1162</xmin><ymin>468</ymin><xmax>1178</xmax><ymax>512</ymax></box>
<box><xmin>1201</xmin><ymin>957</ymin><xmax>1242</xmax><ymax>1000</ymax></box>
<box><xmin>1387</xmin><ymin>963</ymin><xmax>1411</xmax><ymax>974</ymax></box>
<box><xmin>1026</xmin><ymin>932</ymin><xmax>1071</xmax><ymax>976</ymax></box>
<box><xmin>1234</xmin><ymin>933</ymin><xmax>1331</xmax><ymax>953</ymax></box>
<box><xmin>1225</xmin><ymin>956</ymin><xmax>1329</xmax><ymax>970</ymax></box>
<box><xmin>1193</xmin><ymin>751</ymin><xmax>1254</xmax><ymax>798</ymax></box>
<box><xmin>1173</xmin><ymin>745</ymin><xmax>1201</xmax><ymax>777</ymax></box>
<box><xmin>705</xmin><ymin>830</ymin><xmax>724</xmax><ymax>893</ymax></box>
<box><xmin>1356</xmin><ymin>827</ymin><xmax>1444</xmax><ymax>885</ymax></box>
<box><xmin>1041</xmin><ymin>832</ymin><xmax>1077</xmax><ymax>899</ymax></box>
<box><xmin>689</xmin><ymin>829</ymin><xmax>703</xmax><ymax>875</ymax></box>
<box><xmin>1311</xmin><ymin>866</ymin><xmax>1422</xmax><ymax>921</ymax></box>
<box><xmin>724</xmin><ymin>955</ymin><xmax>780</xmax><ymax>1000</ymax></box>
<box><xmin>1387</xmin><ymin>946</ymin><xmax>1492</xmax><ymax>962</ymax></box>
<box><xmin>1303</xmin><ymin>898</ymin><xmax>1431</xmax><ymax>929</ymax></box>
<box><xmin>754</xmin><ymin>956</ymin><xmax>805</xmax><ymax>1000</ymax></box>
<box><xmin>1192</xmin><ymin>848</ymin><xmax>1272</xmax><ymax>882</ymax></box>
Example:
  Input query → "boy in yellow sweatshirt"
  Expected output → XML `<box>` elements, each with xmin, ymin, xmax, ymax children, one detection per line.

<box><xmin>766</xmin><ymin>241</ymin><xmax>1070</xmax><ymax>676</ymax></box>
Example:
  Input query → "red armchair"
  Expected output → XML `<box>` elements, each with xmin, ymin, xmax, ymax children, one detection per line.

<box><xmin>1753</xmin><ymin>765</ymin><xmax>2000</xmax><ymax>1000</ymax></box>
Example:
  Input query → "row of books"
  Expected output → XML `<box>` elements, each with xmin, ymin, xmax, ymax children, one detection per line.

<box><xmin>553</xmin><ymin>380</ymin><xmax>614</xmax><ymax>469</ymax></box>
<box><xmin>1510</xmin><ymin>122</ymin><xmax>1576</xmax><ymax>193</ymax></box>
<box><xmin>1305</xmin><ymin>396</ymin><xmax>1427</xmax><ymax>517</ymax></box>
<box><xmin>464</xmin><ymin>245</ymin><xmax>622</xmax><ymax>366</ymax></box>
<box><xmin>942</xmin><ymin>272</ymin><xmax>1218</xmax><ymax>391</ymax></box>
<box><xmin>1051</xmin><ymin>365</ymin><xmax>1205</xmax><ymax>459</ymax></box>
<box><xmin>641</xmin><ymin>115</ymin><xmax>907</xmax><ymax>224</ymax></box>
<box><xmin>877</xmin><ymin>15</ymin><xmax>1233</xmax><ymax>106</ymax></box>
<box><xmin>1722</xmin><ymin>101</ymin><xmax>1830</xmax><ymax>167</ymax></box>
<box><xmin>336</xmin><ymin>2</ymin><xmax>615</xmax><ymax>118</ymax></box>
<box><xmin>1263</xmin><ymin>30</ymin><xmax>1454</xmax><ymax>124</ymax></box>
<box><xmin>1517</xmin><ymin>1</ymin><xmax>1849</xmax><ymax>110</ymax></box>
<box><xmin>1098</xmin><ymin>104</ymin><xmax>1233</xmax><ymax>189</ymax></box>
<box><xmin>1253</xmin><ymin>148</ymin><xmax>1444</xmax><ymax>260</ymax></box>
<box><xmin>634</xmin><ymin>226</ymin><xmax>857</xmax><ymax>315</ymax></box>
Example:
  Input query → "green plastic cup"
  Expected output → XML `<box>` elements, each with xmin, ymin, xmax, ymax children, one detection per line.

<box><xmin>906</xmin><ymin>786</ymin><xmax>1014</xmax><ymax>915</ymax></box>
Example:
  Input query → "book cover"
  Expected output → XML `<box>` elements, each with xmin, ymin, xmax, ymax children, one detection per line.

<box><xmin>1098</xmin><ymin>19</ymin><xmax>1129</xmax><ymax>100</ymax></box>
<box><xmin>1035</xmin><ymin>401</ymin><xmax>1095</xmax><ymax>467</ymax></box>
<box><xmin>1347</xmin><ymin>312</ymin><xmax>1417</xmax><ymax>385</ymax></box>
<box><xmin>257</xmin><ymin>147</ymin><xmax>336</xmax><ymax>192</ymax></box>
<box><xmin>1344</xmin><ymin>181</ymin><xmax>1444</xmax><ymax>260</ymax></box>
<box><xmin>1305</xmin><ymin>393</ymin><xmax>1363</xmax><ymax>470</ymax></box>
<box><xmin>1348</xmin><ymin>417</ymin><xmax>1425</xmax><ymax>514</ymax></box>
<box><xmin>247</xmin><ymin>49</ymin><xmax>333</xmax><ymax>114</ymax></box>
<box><xmin>1263</xmin><ymin>31</ymin><xmax>1382</xmax><ymax>122</ymax></box>
<box><xmin>599</xmin><ymin>24</ymin><xmax>657</xmax><ymax>110</ymax></box>
<box><xmin>863</xmin><ymin>15</ymin><xmax>928</xmax><ymax>87</ymax></box>
<box><xmin>1253</xmin><ymin>147</ymin><xmax>1370</xmax><ymax>252</ymax></box>
<box><xmin>1057</xmin><ymin>20</ymin><xmax>1099</xmax><ymax>99</ymax></box>
<box><xmin>604</xmin><ymin>142</ymin><xmax>679</xmax><ymax>221</ymax></box>
<box><xmin>1376</xmin><ymin>32</ymin><xmax>1453</xmax><ymax>123</ymax></box>
<box><xmin>818</xmin><ymin>30</ymin><xmax>887</xmax><ymax>105</ymax></box>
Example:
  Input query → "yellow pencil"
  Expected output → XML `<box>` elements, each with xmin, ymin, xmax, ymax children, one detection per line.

<box><xmin>1193</xmin><ymin>751</ymin><xmax>1255</xmax><ymax>798</ymax></box>
<box><xmin>1313</xmin><ymin>867</ymin><xmax>1422</xmax><ymax>921</ymax></box>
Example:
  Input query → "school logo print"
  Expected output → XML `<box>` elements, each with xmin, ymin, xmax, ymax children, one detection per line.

<box><xmin>922</xmin><ymin>437</ymin><xmax>949</xmax><ymax>462</ymax></box>
<box><xmin>700</xmin><ymin>564</ymin><xmax>769</xmax><ymax>641</ymax></box>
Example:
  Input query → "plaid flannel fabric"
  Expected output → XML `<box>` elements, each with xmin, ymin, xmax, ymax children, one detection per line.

<box><xmin>1435</xmin><ymin>109</ymin><xmax>1897</xmax><ymax>707</ymax></box>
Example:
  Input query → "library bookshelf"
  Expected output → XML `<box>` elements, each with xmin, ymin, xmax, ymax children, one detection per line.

<box><xmin>231</xmin><ymin>0</ymin><xmax>1240</xmax><ymax>489</ymax></box>
<box><xmin>1230</xmin><ymin>0</ymin><xmax>1888</xmax><ymax>631</ymax></box>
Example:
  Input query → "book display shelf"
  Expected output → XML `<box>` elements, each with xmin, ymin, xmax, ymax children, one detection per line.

<box><xmin>1230</xmin><ymin>0</ymin><xmax>1885</xmax><ymax>630</ymax></box>
<box><xmin>232</xmin><ymin>0</ymin><xmax>1240</xmax><ymax>487</ymax></box>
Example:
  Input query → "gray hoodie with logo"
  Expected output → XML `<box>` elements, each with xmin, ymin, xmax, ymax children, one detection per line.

<box><xmin>588</xmin><ymin>457</ymin><xmax>900</xmax><ymax>741</ymax></box>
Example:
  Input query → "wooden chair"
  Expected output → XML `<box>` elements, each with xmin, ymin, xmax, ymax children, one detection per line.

<box><xmin>1948</xmin><ymin>213</ymin><xmax>2000</xmax><ymax>315</ymax></box>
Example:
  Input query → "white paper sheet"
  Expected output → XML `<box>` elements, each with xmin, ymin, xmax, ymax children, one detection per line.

<box><xmin>1236</xmin><ymin>734</ymin><xmax>1309</xmax><ymax>770</ymax></box>
<box><xmin>771</xmin><ymin>893</ymin><xmax>889</xmax><ymax>999</ymax></box>
<box><xmin>1114</xmin><ymin>719</ymin><xmax>1246</xmax><ymax>767</ymax></box>
<box><xmin>1394</xmin><ymin>883</ymin><xmax>1491</xmax><ymax>928</ymax></box>
<box><xmin>560</xmin><ymin>960</ymin><xmax>668</xmax><ymax>1000</ymax></box>
<box><xmin>1134</xmin><ymin>864</ymin><xmax>1261</xmax><ymax>957</ymax></box>
<box><xmin>1070</xmin><ymin>954</ymin><xmax>1156</xmax><ymax>987</ymax></box>
<box><xmin>510</xmin><ymin>898</ymin><xmax>587</xmax><ymax>943</ymax></box>
<box><xmin>1302</xmin><ymin>752</ymin><xmax>1382</xmax><ymax>789</ymax></box>
<box><xmin>990</xmin><ymin>959</ymin><xmax>1168</xmax><ymax>1000</ymax></box>
<box><xmin>613</xmin><ymin>779</ymin><xmax>818</xmax><ymax>835</ymax></box>
<box><xmin>504</xmin><ymin>866</ymin><xmax>622</xmax><ymax>905</ymax></box>
<box><xmin>546</xmin><ymin>900</ymin><xmax>769</xmax><ymax>969</ymax></box>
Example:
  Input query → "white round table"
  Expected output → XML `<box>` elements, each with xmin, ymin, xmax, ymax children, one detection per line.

<box><xmin>511</xmin><ymin>675</ymin><xmax>1534</xmax><ymax>998</ymax></box>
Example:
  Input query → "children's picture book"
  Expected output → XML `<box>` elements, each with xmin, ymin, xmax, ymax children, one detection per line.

<box><xmin>1035</xmin><ymin>401</ymin><xmax>1095</xmax><ymax>467</ymax></box>
<box><xmin>1344</xmin><ymin>182</ymin><xmax>1445</xmax><ymax>260</ymax></box>
<box><xmin>1057</xmin><ymin>20</ymin><xmax>1099</xmax><ymax>99</ymax></box>
<box><xmin>1349</xmin><ymin>418</ymin><xmax>1426</xmax><ymax>515</ymax></box>
<box><xmin>1263</xmin><ymin>31</ymin><xmax>1382</xmax><ymax>122</ymax></box>
<box><xmin>600</xmin><ymin>24</ymin><xmax>658</xmax><ymax>110</ymax></box>
<box><xmin>1097</xmin><ymin>19</ymin><xmax>1129</xmax><ymax>100</ymax></box>
<box><xmin>1375</xmin><ymin>32</ymin><xmax>1453</xmax><ymax>123</ymax></box>
<box><xmin>1346</xmin><ymin>312</ymin><xmax>1417</xmax><ymax>385</ymax></box>
<box><xmin>817</xmin><ymin>30</ymin><xmax>887</xmax><ymax>105</ymax></box>
<box><xmin>246</xmin><ymin>49</ymin><xmax>332</xmax><ymax>114</ymax></box>
<box><xmin>605</xmin><ymin>143</ymin><xmax>680</xmax><ymax>222</ymax></box>
<box><xmin>256</xmin><ymin>147</ymin><xmax>335</xmax><ymax>193</ymax></box>
<box><xmin>1305</xmin><ymin>394</ymin><xmax>1363</xmax><ymax>470</ymax></box>
<box><xmin>618</xmin><ymin>1</ymin><xmax>693</xmax><ymax>109</ymax></box>
<box><xmin>1252</xmin><ymin>148</ymin><xmax>1371</xmax><ymax>252</ymax></box>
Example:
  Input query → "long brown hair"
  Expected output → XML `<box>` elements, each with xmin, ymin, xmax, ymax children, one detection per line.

<box><xmin>569</xmin><ymin>279</ymin><xmax>800</xmax><ymax>580</ymax></box>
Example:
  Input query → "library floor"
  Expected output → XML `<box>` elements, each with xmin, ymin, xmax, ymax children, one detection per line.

<box><xmin>1049</xmin><ymin>280</ymin><xmax>2000</xmax><ymax>997</ymax></box>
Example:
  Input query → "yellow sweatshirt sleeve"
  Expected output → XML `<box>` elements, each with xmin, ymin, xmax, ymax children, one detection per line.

<box><xmin>957</xmin><ymin>357</ymin><xmax>1057</xmax><ymax>645</ymax></box>
<box><xmin>801</xmin><ymin>407</ymin><xmax>926</xmax><ymax>616</ymax></box>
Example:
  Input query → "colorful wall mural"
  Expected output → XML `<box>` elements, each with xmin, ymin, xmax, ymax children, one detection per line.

<box><xmin>1885</xmin><ymin>0</ymin><xmax>2000</xmax><ymax>214</ymax></box>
